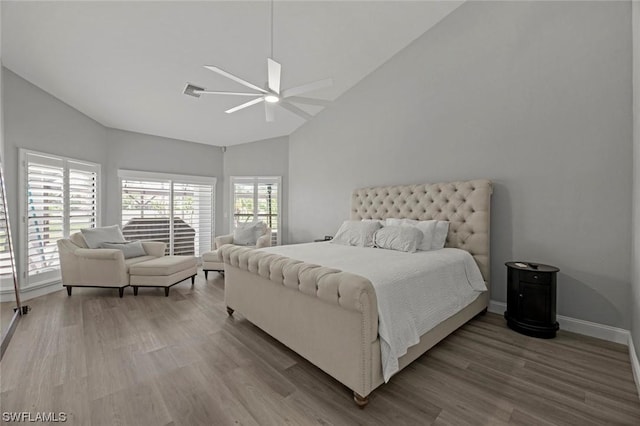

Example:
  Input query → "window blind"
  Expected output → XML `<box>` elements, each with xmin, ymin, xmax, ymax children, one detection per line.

<box><xmin>231</xmin><ymin>177</ymin><xmax>281</xmax><ymax>246</ymax></box>
<box><xmin>120</xmin><ymin>172</ymin><xmax>215</xmax><ymax>257</ymax></box>
<box><xmin>0</xmin><ymin>178</ymin><xmax>13</xmax><ymax>278</ymax></box>
<box><xmin>26</xmin><ymin>157</ymin><xmax>64</xmax><ymax>280</ymax></box>
<box><xmin>21</xmin><ymin>151</ymin><xmax>101</xmax><ymax>286</ymax></box>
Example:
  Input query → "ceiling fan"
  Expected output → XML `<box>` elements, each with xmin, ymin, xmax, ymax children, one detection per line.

<box><xmin>184</xmin><ymin>1</ymin><xmax>332</xmax><ymax>122</ymax></box>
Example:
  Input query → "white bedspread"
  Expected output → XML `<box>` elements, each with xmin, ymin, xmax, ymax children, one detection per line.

<box><xmin>261</xmin><ymin>243</ymin><xmax>487</xmax><ymax>382</ymax></box>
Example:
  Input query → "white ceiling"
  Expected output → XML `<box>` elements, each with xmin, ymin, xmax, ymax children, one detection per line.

<box><xmin>2</xmin><ymin>1</ymin><xmax>462</xmax><ymax>147</ymax></box>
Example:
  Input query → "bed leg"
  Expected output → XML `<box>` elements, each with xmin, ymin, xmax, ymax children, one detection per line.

<box><xmin>226</xmin><ymin>306</ymin><xmax>234</xmax><ymax>316</ymax></box>
<box><xmin>353</xmin><ymin>392</ymin><xmax>369</xmax><ymax>408</ymax></box>
<box><xmin>479</xmin><ymin>307</ymin><xmax>488</xmax><ymax>315</ymax></box>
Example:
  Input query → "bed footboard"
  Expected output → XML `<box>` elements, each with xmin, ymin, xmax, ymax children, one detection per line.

<box><xmin>221</xmin><ymin>245</ymin><xmax>380</xmax><ymax>401</ymax></box>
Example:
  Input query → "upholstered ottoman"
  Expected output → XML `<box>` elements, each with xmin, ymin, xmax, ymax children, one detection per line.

<box><xmin>202</xmin><ymin>250</ymin><xmax>224</xmax><ymax>279</ymax></box>
<box><xmin>129</xmin><ymin>255</ymin><xmax>197</xmax><ymax>297</ymax></box>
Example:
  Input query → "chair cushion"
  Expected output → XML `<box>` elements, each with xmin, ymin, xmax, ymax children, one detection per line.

<box><xmin>124</xmin><ymin>255</ymin><xmax>157</xmax><ymax>272</ymax></box>
<box><xmin>69</xmin><ymin>232</ymin><xmax>89</xmax><ymax>248</ymax></box>
<box><xmin>101</xmin><ymin>241</ymin><xmax>147</xmax><ymax>259</ymax></box>
<box><xmin>81</xmin><ymin>225</ymin><xmax>126</xmax><ymax>249</ymax></box>
<box><xmin>129</xmin><ymin>255</ymin><xmax>197</xmax><ymax>276</ymax></box>
<box><xmin>202</xmin><ymin>250</ymin><xmax>221</xmax><ymax>262</ymax></box>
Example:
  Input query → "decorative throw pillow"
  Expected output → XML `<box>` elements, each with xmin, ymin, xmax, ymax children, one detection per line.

<box><xmin>233</xmin><ymin>221</ymin><xmax>266</xmax><ymax>246</ymax></box>
<box><xmin>100</xmin><ymin>241</ymin><xmax>147</xmax><ymax>259</ymax></box>
<box><xmin>81</xmin><ymin>225</ymin><xmax>126</xmax><ymax>249</ymax></box>
<box><xmin>373</xmin><ymin>226</ymin><xmax>423</xmax><ymax>253</ymax></box>
<box><xmin>383</xmin><ymin>219</ymin><xmax>437</xmax><ymax>251</ymax></box>
<box><xmin>331</xmin><ymin>220</ymin><xmax>381</xmax><ymax>247</ymax></box>
<box><xmin>432</xmin><ymin>221</ymin><xmax>450</xmax><ymax>250</ymax></box>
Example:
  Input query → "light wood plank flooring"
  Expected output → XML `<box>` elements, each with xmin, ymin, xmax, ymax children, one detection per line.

<box><xmin>1</xmin><ymin>272</ymin><xmax>638</xmax><ymax>425</ymax></box>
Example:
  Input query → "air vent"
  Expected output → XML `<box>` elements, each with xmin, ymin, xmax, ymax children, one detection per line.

<box><xmin>183</xmin><ymin>83</ymin><xmax>204</xmax><ymax>98</ymax></box>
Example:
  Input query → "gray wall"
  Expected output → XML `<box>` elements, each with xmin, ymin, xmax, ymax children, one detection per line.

<box><xmin>222</xmin><ymin>136</ymin><xmax>289</xmax><ymax>241</ymax></box>
<box><xmin>2</xmin><ymin>68</ymin><xmax>226</xmax><ymax>285</ymax></box>
<box><xmin>3</xmin><ymin>68</ymin><xmax>108</xmax><ymax>276</ymax></box>
<box><xmin>104</xmin><ymin>128</ymin><xmax>224</xmax><ymax>236</ymax></box>
<box><xmin>631</xmin><ymin>0</ymin><xmax>640</xmax><ymax>360</ymax></box>
<box><xmin>288</xmin><ymin>1</ymin><xmax>633</xmax><ymax>328</ymax></box>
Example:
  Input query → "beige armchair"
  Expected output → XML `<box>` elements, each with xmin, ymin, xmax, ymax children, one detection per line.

<box><xmin>57</xmin><ymin>232</ymin><xmax>166</xmax><ymax>297</ymax></box>
<box><xmin>202</xmin><ymin>224</ymin><xmax>272</xmax><ymax>280</ymax></box>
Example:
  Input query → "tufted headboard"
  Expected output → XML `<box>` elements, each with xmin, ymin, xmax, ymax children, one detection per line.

<box><xmin>351</xmin><ymin>179</ymin><xmax>492</xmax><ymax>285</ymax></box>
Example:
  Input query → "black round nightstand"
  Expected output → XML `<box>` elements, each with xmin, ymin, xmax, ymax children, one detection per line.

<box><xmin>504</xmin><ymin>261</ymin><xmax>560</xmax><ymax>339</ymax></box>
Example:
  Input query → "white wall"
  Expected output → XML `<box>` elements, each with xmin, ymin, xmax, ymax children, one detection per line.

<box><xmin>630</xmin><ymin>0</ymin><xmax>640</xmax><ymax>361</ymax></box>
<box><xmin>289</xmin><ymin>1</ymin><xmax>633</xmax><ymax>328</ymax></box>
<box><xmin>3</xmin><ymin>67</ymin><xmax>109</xmax><ymax>290</ymax></box>
<box><xmin>104</xmin><ymin>128</ymin><xmax>224</xmax><ymax>236</ymax></box>
<box><xmin>222</xmin><ymin>136</ymin><xmax>289</xmax><ymax>240</ymax></box>
<box><xmin>1</xmin><ymin>68</ymin><xmax>225</xmax><ymax>300</ymax></box>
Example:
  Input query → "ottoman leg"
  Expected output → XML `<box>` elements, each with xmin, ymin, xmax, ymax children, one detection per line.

<box><xmin>133</xmin><ymin>287</ymin><xmax>138</xmax><ymax>296</ymax></box>
<box><xmin>204</xmin><ymin>270</ymin><xmax>208</xmax><ymax>280</ymax></box>
<box><xmin>226</xmin><ymin>306</ymin><xmax>234</xmax><ymax>316</ymax></box>
<box><xmin>66</xmin><ymin>286</ymin><xmax>72</xmax><ymax>296</ymax></box>
<box><xmin>191</xmin><ymin>275</ymin><xmax>195</xmax><ymax>286</ymax></box>
<box><xmin>165</xmin><ymin>287</ymin><xmax>170</xmax><ymax>297</ymax></box>
<box><xmin>118</xmin><ymin>287</ymin><xmax>124</xmax><ymax>298</ymax></box>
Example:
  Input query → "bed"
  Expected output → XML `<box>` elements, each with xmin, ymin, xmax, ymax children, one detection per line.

<box><xmin>220</xmin><ymin>179</ymin><xmax>492</xmax><ymax>407</ymax></box>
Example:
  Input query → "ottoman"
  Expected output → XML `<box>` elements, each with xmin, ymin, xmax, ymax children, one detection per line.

<box><xmin>129</xmin><ymin>255</ymin><xmax>197</xmax><ymax>297</ymax></box>
<box><xmin>202</xmin><ymin>250</ymin><xmax>224</xmax><ymax>280</ymax></box>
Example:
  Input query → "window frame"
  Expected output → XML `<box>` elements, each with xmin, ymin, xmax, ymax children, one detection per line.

<box><xmin>230</xmin><ymin>176</ymin><xmax>282</xmax><ymax>246</ymax></box>
<box><xmin>118</xmin><ymin>169</ymin><xmax>216</xmax><ymax>257</ymax></box>
<box><xmin>19</xmin><ymin>149</ymin><xmax>102</xmax><ymax>288</ymax></box>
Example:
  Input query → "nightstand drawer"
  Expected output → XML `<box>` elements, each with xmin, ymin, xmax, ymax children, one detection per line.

<box><xmin>520</xmin><ymin>270</ymin><xmax>550</xmax><ymax>284</ymax></box>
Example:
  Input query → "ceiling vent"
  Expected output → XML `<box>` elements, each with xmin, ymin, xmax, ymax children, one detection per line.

<box><xmin>183</xmin><ymin>83</ymin><xmax>204</xmax><ymax>98</ymax></box>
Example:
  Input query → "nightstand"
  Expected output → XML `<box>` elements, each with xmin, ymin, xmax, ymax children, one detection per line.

<box><xmin>504</xmin><ymin>261</ymin><xmax>560</xmax><ymax>339</ymax></box>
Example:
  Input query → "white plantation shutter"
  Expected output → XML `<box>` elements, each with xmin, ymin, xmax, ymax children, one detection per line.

<box><xmin>68</xmin><ymin>163</ymin><xmax>98</xmax><ymax>233</ymax></box>
<box><xmin>231</xmin><ymin>177</ymin><xmax>281</xmax><ymax>246</ymax></box>
<box><xmin>0</xmin><ymin>175</ymin><xmax>13</xmax><ymax>278</ymax></box>
<box><xmin>121</xmin><ymin>178</ymin><xmax>171</xmax><ymax>251</ymax></box>
<box><xmin>20</xmin><ymin>151</ymin><xmax>101</xmax><ymax>286</ymax></box>
<box><xmin>119</xmin><ymin>171</ymin><xmax>215</xmax><ymax>257</ymax></box>
<box><xmin>25</xmin><ymin>155</ymin><xmax>64</xmax><ymax>282</ymax></box>
<box><xmin>173</xmin><ymin>182</ymin><xmax>213</xmax><ymax>257</ymax></box>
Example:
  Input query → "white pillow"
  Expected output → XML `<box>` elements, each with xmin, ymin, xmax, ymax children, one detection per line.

<box><xmin>432</xmin><ymin>221</ymin><xmax>450</xmax><ymax>250</ymax></box>
<box><xmin>384</xmin><ymin>218</ymin><xmax>436</xmax><ymax>251</ymax></box>
<box><xmin>233</xmin><ymin>222</ymin><xmax>265</xmax><ymax>246</ymax></box>
<box><xmin>414</xmin><ymin>220</ymin><xmax>437</xmax><ymax>251</ymax></box>
<box><xmin>332</xmin><ymin>220</ymin><xmax>381</xmax><ymax>247</ymax></box>
<box><xmin>385</xmin><ymin>218</ymin><xmax>417</xmax><ymax>227</ymax></box>
<box><xmin>100</xmin><ymin>241</ymin><xmax>147</xmax><ymax>259</ymax></box>
<box><xmin>81</xmin><ymin>225</ymin><xmax>126</xmax><ymax>249</ymax></box>
<box><xmin>373</xmin><ymin>226</ymin><xmax>423</xmax><ymax>253</ymax></box>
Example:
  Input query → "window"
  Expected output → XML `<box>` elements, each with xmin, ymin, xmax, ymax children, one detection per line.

<box><xmin>20</xmin><ymin>151</ymin><xmax>100</xmax><ymax>286</ymax></box>
<box><xmin>119</xmin><ymin>170</ymin><xmax>215</xmax><ymax>257</ymax></box>
<box><xmin>231</xmin><ymin>176</ymin><xmax>281</xmax><ymax>246</ymax></box>
<box><xmin>0</xmin><ymin>173</ymin><xmax>14</xmax><ymax>280</ymax></box>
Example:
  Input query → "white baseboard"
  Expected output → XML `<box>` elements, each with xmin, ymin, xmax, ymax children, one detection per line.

<box><xmin>488</xmin><ymin>300</ymin><xmax>630</xmax><ymax>346</ymax></box>
<box><xmin>0</xmin><ymin>281</ymin><xmax>62</xmax><ymax>303</ymax></box>
<box><xmin>629</xmin><ymin>335</ymin><xmax>640</xmax><ymax>401</ymax></box>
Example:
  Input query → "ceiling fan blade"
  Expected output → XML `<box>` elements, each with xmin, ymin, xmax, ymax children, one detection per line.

<box><xmin>285</xmin><ymin>96</ymin><xmax>331</xmax><ymax>107</ymax></box>
<box><xmin>204</xmin><ymin>65</ymin><xmax>267</xmax><ymax>94</ymax></box>
<box><xmin>194</xmin><ymin>90</ymin><xmax>263</xmax><ymax>96</ymax></box>
<box><xmin>225</xmin><ymin>97</ymin><xmax>264</xmax><ymax>114</ymax></box>
<box><xmin>282</xmin><ymin>78</ymin><xmax>333</xmax><ymax>98</ymax></box>
<box><xmin>265</xmin><ymin>102</ymin><xmax>275</xmax><ymax>122</ymax></box>
<box><xmin>267</xmin><ymin>58</ymin><xmax>281</xmax><ymax>94</ymax></box>
<box><xmin>280</xmin><ymin>101</ymin><xmax>313</xmax><ymax>120</ymax></box>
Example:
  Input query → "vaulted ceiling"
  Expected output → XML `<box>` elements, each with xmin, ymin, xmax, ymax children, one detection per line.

<box><xmin>2</xmin><ymin>1</ymin><xmax>462</xmax><ymax>146</ymax></box>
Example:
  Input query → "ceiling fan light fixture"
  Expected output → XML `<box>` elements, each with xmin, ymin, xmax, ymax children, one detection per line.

<box><xmin>264</xmin><ymin>94</ymin><xmax>280</xmax><ymax>103</ymax></box>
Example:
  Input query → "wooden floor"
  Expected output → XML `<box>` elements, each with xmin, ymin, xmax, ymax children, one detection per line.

<box><xmin>1</xmin><ymin>272</ymin><xmax>639</xmax><ymax>425</ymax></box>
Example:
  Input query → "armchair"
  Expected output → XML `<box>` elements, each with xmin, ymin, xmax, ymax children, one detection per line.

<box><xmin>57</xmin><ymin>232</ymin><xmax>166</xmax><ymax>297</ymax></box>
<box><xmin>202</xmin><ymin>224</ymin><xmax>272</xmax><ymax>279</ymax></box>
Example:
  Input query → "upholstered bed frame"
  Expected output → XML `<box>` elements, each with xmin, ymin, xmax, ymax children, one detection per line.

<box><xmin>221</xmin><ymin>179</ymin><xmax>492</xmax><ymax>407</ymax></box>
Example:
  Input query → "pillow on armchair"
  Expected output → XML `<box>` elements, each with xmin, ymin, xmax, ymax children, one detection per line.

<box><xmin>233</xmin><ymin>221</ymin><xmax>267</xmax><ymax>246</ymax></box>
